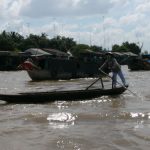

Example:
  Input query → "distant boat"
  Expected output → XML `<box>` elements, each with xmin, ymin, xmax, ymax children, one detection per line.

<box><xmin>128</xmin><ymin>54</ymin><xmax>150</xmax><ymax>70</ymax></box>
<box><xmin>19</xmin><ymin>48</ymin><xmax>106</xmax><ymax>81</ymax></box>
<box><xmin>0</xmin><ymin>86</ymin><xmax>126</xmax><ymax>104</ymax></box>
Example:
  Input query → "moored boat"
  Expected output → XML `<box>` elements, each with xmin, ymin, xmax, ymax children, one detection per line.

<box><xmin>19</xmin><ymin>48</ymin><xmax>106</xmax><ymax>81</ymax></box>
<box><xmin>128</xmin><ymin>54</ymin><xmax>150</xmax><ymax>70</ymax></box>
<box><xmin>0</xmin><ymin>86</ymin><xmax>126</xmax><ymax>104</ymax></box>
<box><xmin>26</xmin><ymin>57</ymin><xmax>102</xmax><ymax>80</ymax></box>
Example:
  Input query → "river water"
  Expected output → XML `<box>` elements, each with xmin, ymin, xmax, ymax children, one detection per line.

<box><xmin>0</xmin><ymin>66</ymin><xmax>150</xmax><ymax>150</ymax></box>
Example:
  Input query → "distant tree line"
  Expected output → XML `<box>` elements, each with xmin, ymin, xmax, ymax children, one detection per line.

<box><xmin>0</xmin><ymin>30</ymin><xmax>142</xmax><ymax>56</ymax></box>
<box><xmin>112</xmin><ymin>42</ymin><xmax>142</xmax><ymax>55</ymax></box>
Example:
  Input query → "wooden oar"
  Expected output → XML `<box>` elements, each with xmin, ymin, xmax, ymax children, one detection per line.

<box><xmin>86</xmin><ymin>77</ymin><xmax>102</xmax><ymax>90</ymax></box>
<box><xmin>86</xmin><ymin>78</ymin><xmax>100</xmax><ymax>90</ymax></box>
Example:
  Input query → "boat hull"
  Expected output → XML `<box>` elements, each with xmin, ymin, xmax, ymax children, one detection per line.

<box><xmin>0</xmin><ymin>87</ymin><xmax>126</xmax><ymax>104</ymax></box>
<box><xmin>26</xmin><ymin>57</ymin><xmax>103</xmax><ymax>80</ymax></box>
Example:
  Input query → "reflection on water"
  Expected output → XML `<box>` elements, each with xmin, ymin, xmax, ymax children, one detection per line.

<box><xmin>0</xmin><ymin>68</ymin><xmax>150</xmax><ymax>149</ymax></box>
<box><xmin>47</xmin><ymin>112</ymin><xmax>76</xmax><ymax>128</ymax></box>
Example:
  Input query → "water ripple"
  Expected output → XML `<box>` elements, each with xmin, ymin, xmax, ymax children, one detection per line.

<box><xmin>103</xmin><ymin>112</ymin><xmax>150</xmax><ymax>120</ymax></box>
<box><xmin>77</xmin><ymin>112</ymin><xmax>150</xmax><ymax>121</ymax></box>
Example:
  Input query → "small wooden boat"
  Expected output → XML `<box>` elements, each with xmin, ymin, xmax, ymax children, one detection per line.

<box><xmin>0</xmin><ymin>86</ymin><xmax>126</xmax><ymax>104</ymax></box>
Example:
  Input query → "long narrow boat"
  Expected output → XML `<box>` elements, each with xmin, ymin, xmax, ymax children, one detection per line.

<box><xmin>0</xmin><ymin>86</ymin><xmax>126</xmax><ymax>104</ymax></box>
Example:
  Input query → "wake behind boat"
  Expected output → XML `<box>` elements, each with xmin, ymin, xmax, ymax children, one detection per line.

<box><xmin>0</xmin><ymin>86</ymin><xmax>126</xmax><ymax>104</ymax></box>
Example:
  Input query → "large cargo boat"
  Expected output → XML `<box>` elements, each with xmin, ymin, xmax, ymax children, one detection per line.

<box><xmin>19</xmin><ymin>48</ymin><xmax>105</xmax><ymax>81</ymax></box>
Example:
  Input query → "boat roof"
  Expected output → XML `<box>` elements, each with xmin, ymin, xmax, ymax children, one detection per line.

<box><xmin>42</xmin><ymin>48</ymin><xmax>69</xmax><ymax>57</ymax></box>
<box><xmin>112</xmin><ymin>52</ymin><xmax>138</xmax><ymax>56</ymax></box>
<box><xmin>25</xmin><ymin>48</ymin><xmax>51</xmax><ymax>56</ymax></box>
<box><xmin>79</xmin><ymin>49</ymin><xmax>103</xmax><ymax>56</ymax></box>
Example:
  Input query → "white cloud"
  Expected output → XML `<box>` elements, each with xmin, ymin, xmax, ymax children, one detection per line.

<box><xmin>120</xmin><ymin>13</ymin><xmax>143</xmax><ymax>25</ymax></box>
<box><xmin>111</xmin><ymin>0</ymin><xmax>130</xmax><ymax>6</ymax></box>
<box><xmin>20</xmin><ymin>0</ymin><xmax>113</xmax><ymax>18</ymax></box>
<box><xmin>0</xmin><ymin>0</ymin><xmax>8</xmax><ymax>19</ymax></box>
<box><xmin>1</xmin><ymin>0</ymin><xmax>150</xmax><ymax>51</ymax></box>
<box><xmin>0</xmin><ymin>0</ymin><xmax>30</xmax><ymax>20</ymax></box>
<box><xmin>103</xmin><ymin>17</ymin><xmax>118</xmax><ymax>28</ymax></box>
<box><xmin>135</xmin><ymin>1</ymin><xmax>150</xmax><ymax>13</ymax></box>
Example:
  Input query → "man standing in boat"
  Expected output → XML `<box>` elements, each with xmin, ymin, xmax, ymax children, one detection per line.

<box><xmin>99</xmin><ymin>52</ymin><xmax>128</xmax><ymax>88</ymax></box>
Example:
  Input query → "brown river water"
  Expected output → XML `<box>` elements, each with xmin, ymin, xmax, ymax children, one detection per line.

<box><xmin>0</xmin><ymin>66</ymin><xmax>150</xmax><ymax>150</ymax></box>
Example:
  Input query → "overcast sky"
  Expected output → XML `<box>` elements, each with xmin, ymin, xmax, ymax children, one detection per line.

<box><xmin>0</xmin><ymin>0</ymin><xmax>150</xmax><ymax>52</ymax></box>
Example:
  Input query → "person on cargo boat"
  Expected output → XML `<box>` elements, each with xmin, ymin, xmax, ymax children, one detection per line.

<box><xmin>99</xmin><ymin>52</ymin><xmax>128</xmax><ymax>88</ymax></box>
<box><xmin>18</xmin><ymin>58</ymin><xmax>40</xmax><ymax>70</ymax></box>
